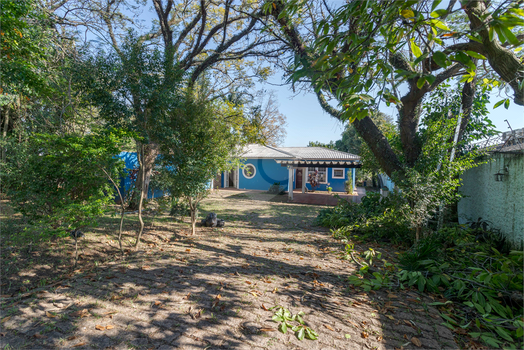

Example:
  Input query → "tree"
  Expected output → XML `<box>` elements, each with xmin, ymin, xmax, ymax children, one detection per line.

<box><xmin>1</xmin><ymin>129</ymin><xmax>128</xmax><ymax>236</ymax></box>
<box><xmin>155</xmin><ymin>90</ymin><xmax>243</xmax><ymax>235</ymax></box>
<box><xmin>264</xmin><ymin>0</ymin><xmax>524</xmax><ymax>178</ymax></box>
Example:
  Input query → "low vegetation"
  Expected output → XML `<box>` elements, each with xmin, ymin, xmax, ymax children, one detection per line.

<box><xmin>318</xmin><ymin>195</ymin><xmax>524</xmax><ymax>349</ymax></box>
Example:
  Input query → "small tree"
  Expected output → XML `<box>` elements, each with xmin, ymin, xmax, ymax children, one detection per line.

<box><xmin>2</xmin><ymin>129</ymin><xmax>128</xmax><ymax>237</ymax></box>
<box><xmin>156</xmin><ymin>90</ymin><xmax>242</xmax><ymax>235</ymax></box>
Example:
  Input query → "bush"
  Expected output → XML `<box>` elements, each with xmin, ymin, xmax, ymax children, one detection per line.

<box><xmin>396</xmin><ymin>225</ymin><xmax>523</xmax><ymax>349</ymax></box>
<box><xmin>2</xmin><ymin>131</ymin><xmax>127</xmax><ymax>236</ymax></box>
<box><xmin>268</xmin><ymin>182</ymin><xmax>285</xmax><ymax>195</ymax></box>
<box><xmin>316</xmin><ymin>192</ymin><xmax>413</xmax><ymax>245</ymax></box>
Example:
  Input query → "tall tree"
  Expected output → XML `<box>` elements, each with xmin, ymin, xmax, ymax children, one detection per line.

<box><xmin>263</xmin><ymin>0</ymin><xmax>524</xmax><ymax>178</ymax></box>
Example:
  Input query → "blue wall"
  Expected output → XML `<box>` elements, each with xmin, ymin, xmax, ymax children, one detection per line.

<box><xmin>118</xmin><ymin>152</ymin><xmax>164</xmax><ymax>200</ymax></box>
<box><xmin>239</xmin><ymin>158</ymin><xmax>290</xmax><ymax>191</ymax></box>
<box><xmin>220</xmin><ymin>158</ymin><xmax>356</xmax><ymax>193</ymax></box>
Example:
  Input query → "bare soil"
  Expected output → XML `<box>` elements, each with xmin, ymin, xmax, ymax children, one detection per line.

<box><xmin>0</xmin><ymin>190</ymin><xmax>456</xmax><ymax>349</ymax></box>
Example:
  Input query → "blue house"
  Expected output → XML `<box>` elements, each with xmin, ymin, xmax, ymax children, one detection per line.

<box><xmin>220</xmin><ymin>144</ymin><xmax>360</xmax><ymax>200</ymax></box>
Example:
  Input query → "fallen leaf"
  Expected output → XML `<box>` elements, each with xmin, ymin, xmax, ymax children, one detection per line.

<box><xmin>272</xmin><ymin>287</ymin><xmax>278</xmax><ymax>293</ymax></box>
<box><xmin>261</xmin><ymin>304</ymin><xmax>269</xmax><ymax>311</ymax></box>
<box><xmin>33</xmin><ymin>333</ymin><xmax>47</xmax><ymax>339</ymax></box>
<box><xmin>386</xmin><ymin>315</ymin><xmax>395</xmax><ymax>320</ymax></box>
<box><xmin>72</xmin><ymin>342</ymin><xmax>87</xmax><ymax>347</ymax></box>
<box><xmin>185</xmin><ymin>249</ymin><xmax>191</xmax><ymax>253</ymax></box>
<box><xmin>344</xmin><ymin>334</ymin><xmax>351</xmax><ymax>339</ymax></box>
<box><xmin>95</xmin><ymin>325</ymin><xmax>106</xmax><ymax>331</ymax></box>
<box><xmin>260</xmin><ymin>328</ymin><xmax>276</xmax><ymax>332</ymax></box>
<box><xmin>377</xmin><ymin>335</ymin><xmax>383</xmax><ymax>341</ymax></box>
<box><xmin>347</xmin><ymin>319</ymin><xmax>360</xmax><ymax>328</ymax></box>
<box><xmin>411</xmin><ymin>337</ymin><xmax>422</xmax><ymax>347</ymax></box>
<box><xmin>46</xmin><ymin>311</ymin><xmax>56</xmax><ymax>318</ymax></box>
<box><xmin>245</xmin><ymin>281</ymin><xmax>252</xmax><ymax>285</ymax></box>
<box><xmin>1</xmin><ymin>316</ymin><xmax>11</xmax><ymax>323</ymax></box>
<box><xmin>67</xmin><ymin>335</ymin><xmax>78</xmax><ymax>341</ymax></box>
<box><xmin>387</xmin><ymin>293</ymin><xmax>397</xmax><ymax>298</ymax></box>
<box><xmin>183</xmin><ymin>293</ymin><xmax>191</xmax><ymax>300</ymax></box>
<box><xmin>106</xmin><ymin>325</ymin><xmax>115</xmax><ymax>330</ymax></box>
<box><xmin>324</xmin><ymin>324</ymin><xmax>335</xmax><ymax>331</ymax></box>
<box><xmin>154</xmin><ymin>301</ymin><xmax>162</xmax><ymax>306</ymax></box>
<box><xmin>361</xmin><ymin>331</ymin><xmax>369</xmax><ymax>338</ymax></box>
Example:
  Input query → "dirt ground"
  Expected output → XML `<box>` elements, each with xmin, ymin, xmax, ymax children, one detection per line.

<box><xmin>0</xmin><ymin>190</ymin><xmax>457</xmax><ymax>349</ymax></box>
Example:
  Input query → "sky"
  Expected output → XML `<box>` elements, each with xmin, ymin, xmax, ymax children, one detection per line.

<box><xmin>87</xmin><ymin>2</ymin><xmax>524</xmax><ymax>148</ymax></box>
<box><xmin>266</xmin><ymin>80</ymin><xmax>524</xmax><ymax>147</ymax></box>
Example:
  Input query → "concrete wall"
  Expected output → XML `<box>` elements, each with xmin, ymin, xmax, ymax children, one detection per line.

<box><xmin>458</xmin><ymin>152</ymin><xmax>524</xmax><ymax>248</ymax></box>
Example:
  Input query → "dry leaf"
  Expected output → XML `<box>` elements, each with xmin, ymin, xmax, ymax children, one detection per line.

<box><xmin>272</xmin><ymin>287</ymin><xmax>278</xmax><ymax>293</ymax></box>
<box><xmin>386</xmin><ymin>315</ymin><xmax>395</xmax><ymax>320</ymax></box>
<box><xmin>154</xmin><ymin>301</ymin><xmax>162</xmax><ymax>306</ymax></box>
<box><xmin>324</xmin><ymin>324</ymin><xmax>335</xmax><ymax>331</ymax></box>
<box><xmin>411</xmin><ymin>337</ymin><xmax>422</xmax><ymax>347</ymax></box>
<box><xmin>46</xmin><ymin>311</ymin><xmax>56</xmax><ymax>318</ymax></box>
<box><xmin>260</xmin><ymin>328</ymin><xmax>276</xmax><ymax>332</ymax></box>
<box><xmin>361</xmin><ymin>331</ymin><xmax>369</xmax><ymax>338</ymax></box>
<box><xmin>106</xmin><ymin>325</ymin><xmax>115</xmax><ymax>330</ymax></box>
<box><xmin>245</xmin><ymin>281</ymin><xmax>252</xmax><ymax>285</ymax></box>
<box><xmin>67</xmin><ymin>335</ymin><xmax>78</xmax><ymax>341</ymax></box>
<box><xmin>95</xmin><ymin>325</ymin><xmax>106</xmax><ymax>331</ymax></box>
<box><xmin>1</xmin><ymin>316</ymin><xmax>11</xmax><ymax>323</ymax></box>
<box><xmin>185</xmin><ymin>249</ymin><xmax>191</xmax><ymax>252</ymax></box>
<box><xmin>250</xmin><ymin>291</ymin><xmax>258</xmax><ymax>297</ymax></box>
<box><xmin>261</xmin><ymin>304</ymin><xmax>269</xmax><ymax>311</ymax></box>
<box><xmin>33</xmin><ymin>333</ymin><xmax>47</xmax><ymax>339</ymax></box>
<box><xmin>183</xmin><ymin>293</ymin><xmax>191</xmax><ymax>300</ymax></box>
<box><xmin>377</xmin><ymin>335</ymin><xmax>383</xmax><ymax>342</ymax></box>
<box><xmin>347</xmin><ymin>319</ymin><xmax>360</xmax><ymax>328</ymax></box>
<box><xmin>72</xmin><ymin>342</ymin><xmax>87</xmax><ymax>347</ymax></box>
<box><xmin>215</xmin><ymin>294</ymin><xmax>221</xmax><ymax>299</ymax></box>
<box><xmin>387</xmin><ymin>293</ymin><xmax>397</xmax><ymax>298</ymax></box>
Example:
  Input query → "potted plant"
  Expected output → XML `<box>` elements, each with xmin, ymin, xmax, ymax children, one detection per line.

<box><xmin>327</xmin><ymin>186</ymin><xmax>332</xmax><ymax>194</ymax></box>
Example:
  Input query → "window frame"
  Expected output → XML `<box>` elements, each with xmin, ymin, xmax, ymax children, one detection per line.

<box><xmin>242</xmin><ymin>163</ymin><xmax>256</xmax><ymax>179</ymax></box>
<box><xmin>307</xmin><ymin>167</ymin><xmax>328</xmax><ymax>184</ymax></box>
<box><xmin>332</xmin><ymin>168</ymin><xmax>345</xmax><ymax>179</ymax></box>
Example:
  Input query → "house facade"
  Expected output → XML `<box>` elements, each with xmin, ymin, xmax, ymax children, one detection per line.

<box><xmin>220</xmin><ymin>144</ymin><xmax>360</xmax><ymax>199</ymax></box>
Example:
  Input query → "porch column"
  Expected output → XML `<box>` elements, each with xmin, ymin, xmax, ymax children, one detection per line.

<box><xmin>236</xmin><ymin>166</ymin><xmax>240</xmax><ymax>189</ymax></box>
<box><xmin>288</xmin><ymin>166</ymin><xmax>293</xmax><ymax>200</ymax></box>
<box><xmin>302</xmin><ymin>167</ymin><xmax>306</xmax><ymax>193</ymax></box>
<box><xmin>352</xmin><ymin>168</ymin><xmax>356</xmax><ymax>194</ymax></box>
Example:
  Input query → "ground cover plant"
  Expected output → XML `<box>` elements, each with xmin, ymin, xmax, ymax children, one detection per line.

<box><xmin>321</xmin><ymin>195</ymin><xmax>524</xmax><ymax>349</ymax></box>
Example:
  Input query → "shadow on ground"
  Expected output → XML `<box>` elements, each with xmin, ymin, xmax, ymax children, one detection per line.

<box><xmin>0</xmin><ymin>193</ymin><xmax>456</xmax><ymax>350</ymax></box>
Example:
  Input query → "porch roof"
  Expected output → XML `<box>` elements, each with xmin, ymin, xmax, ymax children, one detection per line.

<box><xmin>240</xmin><ymin>144</ymin><xmax>360</xmax><ymax>161</ymax></box>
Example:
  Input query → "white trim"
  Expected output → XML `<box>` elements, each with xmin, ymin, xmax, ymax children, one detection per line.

<box><xmin>332</xmin><ymin>168</ymin><xmax>345</xmax><ymax>179</ymax></box>
<box><xmin>242</xmin><ymin>163</ymin><xmax>256</xmax><ymax>179</ymax></box>
<box><xmin>307</xmin><ymin>167</ymin><xmax>328</xmax><ymax>184</ymax></box>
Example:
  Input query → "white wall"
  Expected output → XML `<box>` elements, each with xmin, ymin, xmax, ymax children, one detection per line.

<box><xmin>458</xmin><ymin>152</ymin><xmax>524</xmax><ymax>248</ymax></box>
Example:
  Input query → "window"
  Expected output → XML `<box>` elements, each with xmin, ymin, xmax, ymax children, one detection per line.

<box><xmin>332</xmin><ymin>168</ymin><xmax>345</xmax><ymax>179</ymax></box>
<box><xmin>307</xmin><ymin>167</ymin><xmax>327</xmax><ymax>184</ymax></box>
<box><xmin>243</xmin><ymin>164</ymin><xmax>256</xmax><ymax>179</ymax></box>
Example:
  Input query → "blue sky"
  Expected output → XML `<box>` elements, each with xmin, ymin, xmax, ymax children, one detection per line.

<box><xmin>268</xmin><ymin>81</ymin><xmax>524</xmax><ymax>147</ymax></box>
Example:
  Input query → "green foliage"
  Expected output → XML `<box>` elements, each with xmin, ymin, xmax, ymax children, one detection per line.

<box><xmin>317</xmin><ymin>192</ymin><xmax>413</xmax><ymax>245</ymax></box>
<box><xmin>0</xmin><ymin>0</ymin><xmax>51</xmax><ymax>96</ymax></box>
<box><xmin>344</xmin><ymin>224</ymin><xmax>523</xmax><ymax>349</ymax></box>
<box><xmin>1</xmin><ymin>129</ymin><xmax>129</xmax><ymax>235</ymax></box>
<box><xmin>270</xmin><ymin>306</ymin><xmax>318</xmax><ymax>340</ymax></box>
<box><xmin>397</xmin><ymin>227</ymin><xmax>523</xmax><ymax>348</ymax></box>
<box><xmin>268</xmin><ymin>182</ymin><xmax>285</xmax><ymax>195</ymax></box>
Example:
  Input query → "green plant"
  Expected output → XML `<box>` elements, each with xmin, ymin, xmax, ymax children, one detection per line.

<box><xmin>327</xmin><ymin>186</ymin><xmax>332</xmax><ymax>193</ymax></box>
<box><xmin>268</xmin><ymin>182</ymin><xmax>285</xmax><ymax>195</ymax></box>
<box><xmin>270</xmin><ymin>306</ymin><xmax>318</xmax><ymax>340</ymax></box>
<box><xmin>344</xmin><ymin>179</ymin><xmax>353</xmax><ymax>194</ymax></box>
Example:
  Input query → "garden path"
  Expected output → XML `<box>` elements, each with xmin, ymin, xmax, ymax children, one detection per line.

<box><xmin>1</xmin><ymin>191</ymin><xmax>456</xmax><ymax>349</ymax></box>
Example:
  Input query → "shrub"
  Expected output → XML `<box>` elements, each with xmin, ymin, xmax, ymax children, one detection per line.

<box><xmin>268</xmin><ymin>182</ymin><xmax>285</xmax><ymax>195</ymax></box>
<box><xmin>317</xmin><ymin>192</ymin><xmax>413</xmax><ymax>245</ymax></box>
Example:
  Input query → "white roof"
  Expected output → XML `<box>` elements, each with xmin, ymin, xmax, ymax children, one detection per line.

<box><xmin>278</xmin><ymin>147</ymin><xmax>360</xmax><ymax>160</ymax></box>
<box><xmin>241</xmin><ymin>144</ymin><xmax>360</xmax><ymax>160</ymax></box>
<box><xmin>240</xmin><ymin>144</ymin><xmax>294</xmax><ymax>158</ymax></box>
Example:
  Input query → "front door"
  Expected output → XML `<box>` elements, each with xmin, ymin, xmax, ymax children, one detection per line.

<box><xmin>295</xmin><ymin>169</ymin><xmax>303</xmax><ymax>189</ymax></box>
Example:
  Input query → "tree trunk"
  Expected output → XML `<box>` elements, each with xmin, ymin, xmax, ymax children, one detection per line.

<box><xmin>134</xmin><ymin>144</ymin><xmax>148</xmax><ymax>250</ymax></box>
<box><xmin>189</xmin><ymin>197</ymin><xmax>197</xmax><ymax>235</ymax></box>
<box><xmin>465</xmin><ymin>1</ymin><xmax>524</xmax><ymax>105</ymax></box>
<box><xmin>129</xmin><ymin>143</ymin><xmax>159</xmax><ymax>210</ymax></box>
